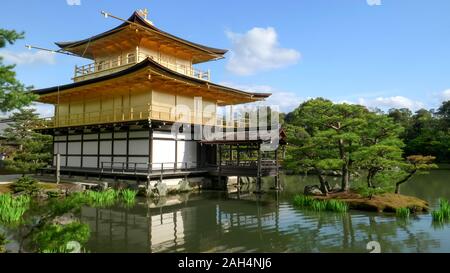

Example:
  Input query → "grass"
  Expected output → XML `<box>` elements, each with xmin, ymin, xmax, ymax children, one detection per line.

<box><xmin>432</xmin><ymin>199</ymin><xmax>450</xmax><ymax>223</ymax></box>
<box><xmin>32</xmin><ymin>222</ymin><xmax>90</xmax><ymax>253</ymax></box>
<box><xmin>85</xmin><ymin>189</ymin><xmax>119</xmax><ymax>207</ymax></box>
<box><xmin>121</xmin><ymin>189</ymin><xmax>137</xmax><ymax>204</ymax></box>
<box><xmin>0</xmin><ymin>184</ymin><xmax>11</xmax><ymax>194</ymax></box>
<box><xmin>0</xmin><ymin>194</ymin><xmax>31</xmax><ymax>224</ymax></box>
<box><xmin>0</xmin><ymin>182</ymin><xmax>58</xmax><ymax>194</ymax></box>
<box><xmin>293</xmin><ymin>195</ymin><xmax>348</xmax><ymax>213</ymax></box>
<box><xmin>396</xmin><ymin>207</ymin><xmax>411</xmax><ymax>218</ymax></box>
<box><xmin>0</xmin><ymin>233</ymin><xmax>7</xmax><ymax>253</ymax></box>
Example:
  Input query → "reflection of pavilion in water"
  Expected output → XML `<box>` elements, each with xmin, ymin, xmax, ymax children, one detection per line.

<box><xmin>80</xmin><ymin>190</ymin><xmax>441</xmax><ymax>253</ymax></box>
<box><xmin>80</xmin><ymin>192</ymin><xmax>282</xmax><ymax>253</ymax></box>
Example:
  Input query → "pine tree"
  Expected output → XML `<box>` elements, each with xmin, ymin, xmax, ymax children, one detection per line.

<box><xmin>0</xmin><ymin>29</ymin><xmax>36</xmax><ymax>112</ymax></box>
<box><xmin>3</xmin><ymin>108</ymin><xmax>52</xmax><ymax>174</ymax></box>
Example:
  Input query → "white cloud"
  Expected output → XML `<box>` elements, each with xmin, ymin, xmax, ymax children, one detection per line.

<box><xmin>225</xmin><ymin>27</ymin><xmax>301</xmax><ymax>76</ymax></box>
<box><xmin>30</xmin><ymin>103</ymin><xmax>54</xmax><ymax>118</ymax></box>
<box><xmin>357</xmin><ymin>96</ymin><xmax>425</xmax><ymax>110</ymax></box>
<box><xmin>441</xmin><ymin>89</ymin><xmax>450</xmax><ymax>101</ymax></box>
<box><xmin>66</xmin><ymin>0</ymin><xmax>81</xmax><ymax>5</ymax></box>
<box><xmin>219</xmin><ymin>82</ymin><xmax>302</xmax><ymax>113</ymax></box>
<box><xmin>367</xmin><ymin>0</ymin><xmax>382</xmax><ymax>6</ymax></box>
<box><xmin>0</xmin><ymin>50</ymin><xmax>56</xmax><ymax>65</ymax></box>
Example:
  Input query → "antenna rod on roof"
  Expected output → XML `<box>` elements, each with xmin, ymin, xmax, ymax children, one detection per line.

<box><xmin>101</xmin><ymin>11</ymin><xmax>138</xmax><ymax>25</ymax></box>
<box><xmin>25</xmin><ymin>44</ymin><xmax>79</xmax><ymax>57</ymax></box>
<box><xmin>99</xmin><ymin>10</ymin><xmax>222</xmax><ymax>58</ymax></box>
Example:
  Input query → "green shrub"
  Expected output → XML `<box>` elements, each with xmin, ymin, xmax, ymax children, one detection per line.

<box><xmin>354</xmin><ymin>186</ymin><xmax>388</xmax><ymax>198</ymax></box>
<box><xmin>325</xmin><ymin>199</ymin><xmax>348</xmax><ymax>213</ymax></box>
<box><xmin>10</xmin><ymin>176</ymin><xmax>40</xmax><ymax>195</ymax></box>
<box><xmin>85</xmin><ymin>189</ymin><xmax>119</xmax><ymax>207</ymax></box>
<box><xmin>121</xmin><ymin>189</ymin><xmax>137</xmax><ymax>204</ymax></box>
<box><xmin>46</xmin><ymin>191</ymin><xmax>60</xmax><ymax>198</ymax></box>
<box><xmin>396</xmin><ymin>208</ymin><xmax>410</xmax><ymax>218</ymax></box>
<box><xmin>0</xmin><ymin>194</ymin><xmax>31</xmax><ymax>224</ymax></box>
<box><xmin>0</xmin><ymin>233</ymin><xmax>7</xmax><ymax>253</ymax></box>
<box><xmin>48</xmin><ymin>192</ymin><xmax>88</xmax><ymax>215</ymax></box>
<box><xmin>432</xmin><ymin>199</ymin><xmax>450</xmax><ymax>223</ymax></box>
<box><xmin>293</xmin><ymin>195</ymin><xmax>315</xmax><ymax>207</ymax></box>
<box><xmin>293</xmin><ymin>195</ymin><xmax>348</xmax><ymax>213</ymax></box>
<box><xmin>32</xmin><ymin>222</ymin><xmax>90</xmax><ymax>253</ymax></box>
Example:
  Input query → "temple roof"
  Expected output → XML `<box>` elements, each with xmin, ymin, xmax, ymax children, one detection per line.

<box><xmin>55</xmin><ymin>11</ymin><xmax>228</xmax><ymax>63</ymax></box>
<box><xmin>33</xmin><ymin>57</ymin><xmax>271</xmax><ymax>105</ymax></box>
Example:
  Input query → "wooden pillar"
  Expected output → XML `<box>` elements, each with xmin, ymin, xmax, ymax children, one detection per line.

<box><xmin>96</xmin><ymin>129</ymin><xmax>101</xmax><ymax>169</ymax></box>
<box><xmin>56</xmin><ymin>153</ymin><xmax>61</xmax><ymax>184</ymax></box>
<box><xmin>274</xmin><ymin>147</ymin><xmax>280</xmax><ymax>190</ymax></box>
<box><xmin>80</xmin><ymin>129</ymin><xmax>84</xmax><ymax>168</ymax></box>
<box><xmin>148</xmin><ymin>124</ymin><xmax>153</xmax><ymax>179</ymax></box>
<box><xmin>218</xmin><ymin>144</ymin><xmax>222</xmax><ymax>187</ymax></box>
<box><xmin>126</xmin><ymin>126</ymin><xmax>130</xmax><ymax>170</ymax></box>
<box><xmin>237</xmin><ymin>144</ymin><xmax>241</xmax><ymax>192</ymax></box>
<box><xmin>256</xmin><ymin>143</ymin><xmax>262</xmax><ymax>193</ymax></box>
<box><xmin>237</xmin><ymin>144</ymin><xmax>240</xmax><ymax>165</ymax></box>
<box><xmin>65</xmin><ymin>134</ymin><xmax>69</xmax><ymax>167</ymax></box>
<box><xmin>51</xmin><ymin>135</ymin><xmax>55</xmax><ymax>167</ymax></box>
<box><xmin>111</xmin><ymin>128</ymin><xmax>115</xmax><ymax>167</ymax></box>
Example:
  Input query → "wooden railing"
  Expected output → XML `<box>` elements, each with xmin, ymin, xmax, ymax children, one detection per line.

<box><xmin>73</xmin><ymin>52</ymin><xmax>210</xmax><ymax>81</ymax></box>
<box><xmin>36</xmin><ymin>104</ymin><xmax>251</xmax><ymax>129</ymax></box>
<box><xmin>100</xmin><ymin>161</ymin><xmax>200</xmax><ymax>181</ymax></box>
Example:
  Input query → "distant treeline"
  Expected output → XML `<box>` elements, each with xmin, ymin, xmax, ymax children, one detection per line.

<box><xmin>283</xmin><ymin>100</ymin><xmax>450</xmax><ymax>163</ymax></box>
<box><xmin>386</xmin><ymin>102</ymin><xmax>450</xmax><ymax>162</ymax></box>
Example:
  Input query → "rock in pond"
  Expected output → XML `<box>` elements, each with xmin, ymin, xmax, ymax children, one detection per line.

<box><xmin>304</xmin><ymin>185</ymin><xmax>323</xmax><ymax>196</ymax></box>
<box><xmin>51</xmin><ymin>213</ymin><xmax>77</xmax><ymax>226</ymax></box>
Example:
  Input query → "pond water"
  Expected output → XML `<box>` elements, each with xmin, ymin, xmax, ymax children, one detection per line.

<box><xmin>79</xmin><ymin>169</ymin><xmax>450</xmax><ymax>253</ymax></box>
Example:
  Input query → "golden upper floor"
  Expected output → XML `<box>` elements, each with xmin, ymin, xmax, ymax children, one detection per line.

<box><xmin>33</xmin><ymin>10</ymin><xmax>271</xmax><ymax>129</ymax></box>
<box><xmin>57</xmin><ymin>11</ymin><xmax>226</xmax><ymax>83</ymax></box>
<box><xmin>34</xmin><ymin>58</ymin><xmax>271</xmax><ymax>129</ymax></box>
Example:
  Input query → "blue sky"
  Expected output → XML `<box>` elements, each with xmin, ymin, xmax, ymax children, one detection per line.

<box><xmin>1</xmin><ymin>0</ymin><xmax>450</xmax><ymax>116</ymax></box>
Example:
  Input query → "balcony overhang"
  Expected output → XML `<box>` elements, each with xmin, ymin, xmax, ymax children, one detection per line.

<box><xmin>33</xmin><ymin>57</ymin><xmax>271</xmax><ymax>106</ymax></box>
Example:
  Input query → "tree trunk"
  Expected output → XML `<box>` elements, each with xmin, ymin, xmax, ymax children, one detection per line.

<box><xmin>338</xmin><ymin>138</ymin><xmax>349</xmax><ymax>192</ymax></box>
<box><xmin>367</xmin><ymin>170</ymin><xmax>375</xmax><ymax>188</ymax></box>
<box><xmin>316</xmin><ymin>169</ymin><xmax>329</xmax><ymax>196</ymax></box>
<box><xmin>341</xmin><ymin>166</ymin><xmax>350</xmax><ymax>191</ymax></box>
<box><xmin>395</xmin><ymin>170</ymin><xmax>417</xmax><ymax>194</ymax></box>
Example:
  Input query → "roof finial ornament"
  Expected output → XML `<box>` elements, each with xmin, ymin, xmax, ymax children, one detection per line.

<box><xmin>137</xmin><ymin>8</ymin><xmax>153</xmax><ymax>25</ymax></box>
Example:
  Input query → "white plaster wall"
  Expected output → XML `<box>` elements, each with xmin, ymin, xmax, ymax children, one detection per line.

<box><xmin>67</xmin><ymin>156</ymin><xmax>81</xmax><ymax>167</ymax></box>
<box><xmin>68</xmin><ymin>142</ymin><xmax>82</xmax><ymax>154</ymax></box>
<box><xmin>129</xmin><ymin>139</ymin><xmax>148</xmax><ymax>156</ymax></box>
<box><xmin>55</xmin><ymin>136</ymin><xmax>67</xmax><ymax>141</ymax></box>
<box><xmin>99</xmin><ymin>157</ymin><xmax>112</xmax><ymax>167</ymax></box>
<box><xmin>114</xmin><ymin>140</ymin><xmax>127</xmax><ymax>155</ymax></box>
<box><xmin>100</xmin><ymin>141</ymin><xmax>112</xmax><ymax>155</ymax></box>
<box><xmin>54</xmin><ymin>143</ymin><xmax>66</xmax><ymax>154</ymax></box>
<box><xmin>114</xmin><ymin>132</ymin><xmax>127</xmax><ymax>139</ymax></box>
<box><xmin>153</xmin><ymin>131</ymin><xmax>175</xmax><ymax>139</ymax></box>
<box><xmin>68</xmin><ymin>135</ymin><xmax>82</xmax><ymax>141</ymax></box>
<box><xmin>84</xmin><ymin>134</ymin><xmax>98</xmax><ymax>140</ymax></box>
<box><xmin>53</xmin><ymin>156</ymin><xmax>67</xmax><ymax>167</ymax></box>
<box><xmin>152</xmin><ymin>139</ymin><xmax>175</xmax><ymax>169</ymax></box>
<box><xmin>177</xmin><ymin>141</ymin><xmax>197</xmax><ymax>168</ymax></box>
<box><xmin>128</xmin><ymin>157</ymin><xmax>148</xmax><ymax>170</ymax></box>
<box><xmin>130</xmin><ymin>131</ymin><xmax>149</xmax><ymax>138</ymax></box>
<box><xmin>82</xmin><ymin>157</ymin><xmax>98</xmax><ymax>168</ymax></box>
<box><xmin>100</xmin><ymin>133</ymin><xmax>112</xmax><ymax>139</ymax></box>
<box><xmin>83</xmin><ymin>142</ymin><xmax>98</xmax><ymax>155</ymax></box>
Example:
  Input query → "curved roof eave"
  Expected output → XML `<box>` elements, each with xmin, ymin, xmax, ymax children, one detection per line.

<box><xmin>32</xmin><ymin>57</ymin><xmax>271</xmax><ymax>101</ymax></box>
<box><xmin>55</xmin><ymin>12</ymin><xmax>228</xmax><ymax>56</ymax></box>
